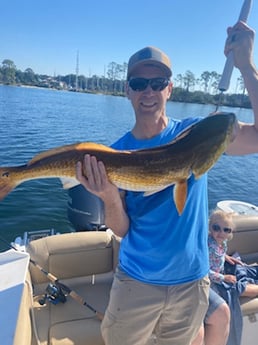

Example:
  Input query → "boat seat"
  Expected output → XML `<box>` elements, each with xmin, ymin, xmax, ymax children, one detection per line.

<box><xmin>227</xmin><ymin>216</ymin><xmax>258</xmax><ymax>319</ymax></box>
<box><xmin>26</xmin><ymin>231</ymin><xmax>120</xmax><ymax>345</ymax></box>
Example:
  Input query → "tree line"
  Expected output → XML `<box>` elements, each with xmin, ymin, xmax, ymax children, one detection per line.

<box><xmin>0</xmin><ymin>59</ymin><xmax>251</xmax><ymax>108</ymax></box>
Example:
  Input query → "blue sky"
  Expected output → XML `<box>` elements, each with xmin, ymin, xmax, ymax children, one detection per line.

<box><xmin>1</xmin><ymin>0</ymin><xmax>257</xmax><ymax>92</ymax></box>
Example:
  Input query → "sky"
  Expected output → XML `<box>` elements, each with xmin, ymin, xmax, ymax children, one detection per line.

<box><xmin>1</xmin><ymin>0</ymin><xmax>258</xmax><ymax>92</ymax></box>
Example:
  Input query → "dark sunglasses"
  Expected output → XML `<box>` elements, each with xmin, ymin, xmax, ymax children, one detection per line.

<box><xmin>128</xmin><ymin>77</ymin><xmax>170</xmax><ymax>92</ymax></box>
<box><xmin>212</xmin><ymin>224</ymin><xmax>232</xmax><ymax>234</ymax></box>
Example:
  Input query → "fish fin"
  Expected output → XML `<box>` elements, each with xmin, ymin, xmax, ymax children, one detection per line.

<box><xmin>193</xmin><ymin>172</ymin><xmax>202</xmax><ymax>180</ymax></box>
<box><xmin>27</xmin><ymin>143</ymin><xmax>81</xmax><ymax>165</ymax></box>
<box><xmin>27</xmin><ymin>142</ymin><xmax>121</xmax><ymax>166</ymax></box>
<box><xmin>60</xmin><ymin>177</ymin><xmax>80</xmax><ymax>189</ymax></box>
<box><xmin>76</xmin><ymin>142</ymin><xmax>118</xmax><ymax>152</ymax></box>
<box><xmin>173</xmin><ymin>181</ymin><xmax>188</xmax><ymax>215</ymax></box>
<box><xmin>0</xmin><ymin>167</ymin><xmax>18</xmax><ymax>200</ymax></box>
<box><xmin>143</xmin><ymin>186</ymin><xmax>167</xmax><ymax>197</ymax></box>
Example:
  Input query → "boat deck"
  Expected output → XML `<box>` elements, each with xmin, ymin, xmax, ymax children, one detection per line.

<box><xmin>3</xmin><ymin>214</ymin><xmax>258</xmax><ymax>344</ymax></box>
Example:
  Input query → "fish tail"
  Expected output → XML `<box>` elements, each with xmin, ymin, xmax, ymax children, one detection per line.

<box><xmin>0</xmin><ymin>167</ymin><xmax>18</xmax><ymax>201</ymax></box>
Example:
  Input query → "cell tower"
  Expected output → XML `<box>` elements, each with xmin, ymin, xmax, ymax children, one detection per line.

<box><xmin>75</xmin><ymin>50</ymin><xmax>79</xmax><ymax>91</ymax></box>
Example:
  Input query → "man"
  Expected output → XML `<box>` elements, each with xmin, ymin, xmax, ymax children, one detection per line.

<box><xmin>76</xmin><ymin>21</ymin><xmax>258</xmax><ymax>345</ymax></box>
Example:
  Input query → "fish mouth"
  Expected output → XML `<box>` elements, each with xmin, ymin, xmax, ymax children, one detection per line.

<box><xmin>209</xmin><ymin>111</ymin><xmax>237</xmax><ymax>142</ymax></box>
<box><xmin>230</xmin><ymin>120</ymin><xmax>239</xmax><ymax>143</ymax></box>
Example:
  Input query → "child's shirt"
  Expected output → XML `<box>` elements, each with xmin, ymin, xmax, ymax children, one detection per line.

<box><xmin>208</xmin><ymin>234</ymin><xmax>228</xmax><ymax>283</ymax></box>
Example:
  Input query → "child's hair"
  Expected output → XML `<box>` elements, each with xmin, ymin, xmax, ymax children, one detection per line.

<box><xmin>208</xmin><ymin>209</ymin><xmax>235</xmax><ymax>240</ymax></box>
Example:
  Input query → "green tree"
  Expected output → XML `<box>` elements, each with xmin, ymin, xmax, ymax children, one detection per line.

<box><xmin>183</xmin><ymin>70</ymin><xmax>195</xmax><ymax>92</ymax></box>
<box><xmin>1</xmin><ymin>59</ymin><xmax>17</xmax><ymax>84</ymax></box>
<box><xmin>208</xmin><ymin>71</ymin><xmax>220</xmax><ymax>94</ymax></box>
<box><xmin>200</xmin><ymin>71</ymin><xmax>211</xmax><ymax>93</ymax></box>
<box><xmin>107</xmin><ymin>62</ymin><xmax>116</xmax><ymax>81</ymax></box>
<box><xmin>175</xmin><ymin>74</ymin><xmax>184</xmax><ymax>88</ymax></box>
<box><xmin>24</xmin><ymin>68</ymin><xmax>38</xmax><ymax>85</ymax></box>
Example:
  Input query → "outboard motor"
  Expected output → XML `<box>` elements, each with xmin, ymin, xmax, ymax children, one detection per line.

<box><xmin>67</xmin><ymin>185</ymin><xmax>106</xmax><ymax>231</ymax></box>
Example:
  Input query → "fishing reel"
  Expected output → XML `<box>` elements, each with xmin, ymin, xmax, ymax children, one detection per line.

<box><xmin>39</xmin><ymin>283</ymin><xmax>67</xmax><ymax>305</ymax></box>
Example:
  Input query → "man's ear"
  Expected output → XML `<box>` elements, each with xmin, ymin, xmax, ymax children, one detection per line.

<box><xmin>168</xmin><ymin>81</ymin><xmax>173</xmax><ymax>99</ymax></box>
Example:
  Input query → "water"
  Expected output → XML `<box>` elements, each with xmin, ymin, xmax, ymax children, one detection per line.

<box><xmin>0</xmin><ymin>85</ymin><xmax>257</xmax><ymax>250</ymax></box>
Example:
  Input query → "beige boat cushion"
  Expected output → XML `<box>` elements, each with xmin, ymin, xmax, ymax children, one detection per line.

<box><xmin>228</xmin><ymin>216</ymin><xmax>258</xmax><ymax>261</ymax></box>
<box><xmin>25</xmin><ymin>231</ymin><xmax>120</xmax><ymax>345</ymax></box>
<box><xmin>49</xmin><ymin>319</ymin><xmax>103</xmax><ymax>345</ymax></box>
<box><xmin>27</xmin><ymin>231</ymin><xmax>119</xmax><ymax>284</ymax></box>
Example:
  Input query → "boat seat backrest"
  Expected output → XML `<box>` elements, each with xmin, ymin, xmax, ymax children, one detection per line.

<box><xmin>227</xmin><ymin>216</ymin><xmax>258</xmax><ymax>263</ymax></box>
<box><xmin>26</xmin><ymin>231</ymin><xmax>120</xmax><ymax>285</ymax></box>
<box><xmin>22</xmin><ymin>231</ymin><xmax>120</xmax><ymax>345</ymax></box>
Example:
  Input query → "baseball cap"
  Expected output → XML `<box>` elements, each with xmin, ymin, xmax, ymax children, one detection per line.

<box><xmin>127</xmin><ymin>46</ymin><xmax>172</xmax><ymax>80</ymax></box>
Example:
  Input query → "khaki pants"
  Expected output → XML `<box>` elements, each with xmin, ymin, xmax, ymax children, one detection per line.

<box><xmin>101</xmin><ymin>268</ymin><xmax>209</xmax><ymax>345</ymax></box>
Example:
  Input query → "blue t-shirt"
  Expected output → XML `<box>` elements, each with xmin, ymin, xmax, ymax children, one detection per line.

<box><xmin>112</xmin><ymin>117</ymin><xmax>209</xmax><ymax>285</ymax></box>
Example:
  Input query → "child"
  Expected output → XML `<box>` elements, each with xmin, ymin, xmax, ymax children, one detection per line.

<box><xmin>208</xmin><ymin>209</ymin><xmax>258</xmax><ymax>297</ymax></box>
<box><xmin>208</xmin><ymin>209</ymin><xmax>258</xmax><ymax>345</ymax></box>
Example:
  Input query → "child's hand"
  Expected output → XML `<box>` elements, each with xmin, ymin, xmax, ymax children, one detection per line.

<box><xmin>225</xmin><ymin>254</ymin><xmax>244</xmax><ymax>266</ymax></box>
<box><xmin>224</xmin><ymin>274</ymin><xmax>237</xmax><ymax>284</ymax></box>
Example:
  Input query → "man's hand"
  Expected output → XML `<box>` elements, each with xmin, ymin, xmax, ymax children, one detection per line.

<box><xmin>225</xmin><ymin>21</ymin><xmax>255</xmax><ymax>70</ymax></box>
<box><xmin>76</xmin><ymin>154</ymin><xmax>120</xmax><ymax>203</ymax></box>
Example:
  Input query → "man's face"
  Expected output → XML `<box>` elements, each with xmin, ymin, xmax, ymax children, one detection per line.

<box><xmin>126</xmin><ymin>64</ymin><xmax>173</xmax><ymax>117</ymax></box>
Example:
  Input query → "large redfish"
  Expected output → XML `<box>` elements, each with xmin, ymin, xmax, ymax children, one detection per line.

<box><xmin>0</xmin><ymin>112</ymin><xmax>236</xmax><ymax>215</ymax></box>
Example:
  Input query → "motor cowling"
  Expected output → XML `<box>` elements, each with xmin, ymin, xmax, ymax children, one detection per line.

<box><xmin>67</xmin><ymin>185</ymin><xmax>106</xmax><ymax>231</ymax></box>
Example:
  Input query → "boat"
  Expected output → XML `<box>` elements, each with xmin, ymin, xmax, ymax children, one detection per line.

<box><xmin>217</xmin><ymin>200</ymin><xmax>258</xmax><ymax>216</ymax></box>
<box><xmin>1</xmin><ymin>199</ymin><xmax>258</xmax><ymax>345</ymax></box>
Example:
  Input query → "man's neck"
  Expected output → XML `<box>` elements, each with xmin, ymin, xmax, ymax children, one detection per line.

<box><xmin>131</xmin><ymin>115</ymin><xmax>169</xmax><ymax>139</ymax></box>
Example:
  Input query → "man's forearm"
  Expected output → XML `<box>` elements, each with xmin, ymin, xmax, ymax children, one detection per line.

<box><xmin>103</xmin><ymin>193</ymin><xmax>129</xmax><ymax>238</ymax></box>
<box><xmin>241</xmin><ymin>64</ymin><xmax>258</xmax><ymax>128</ymax></box>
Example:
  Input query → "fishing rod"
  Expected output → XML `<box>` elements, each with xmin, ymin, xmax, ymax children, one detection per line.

<box><xmin>0</xmin><ymin>235</ymin><xmax>104</xmax><ymax>321</ymax></box>
<box><xmin>215</xmin><ymin>0</ymin><xmax>252</xmax><ymax>110</ymax></box>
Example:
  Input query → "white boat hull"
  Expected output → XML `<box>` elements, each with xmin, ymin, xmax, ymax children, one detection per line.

<box><xmin>0</xmin><ymin>250</ymin><xmax>30</xmax><ymax>345</ymax></box>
